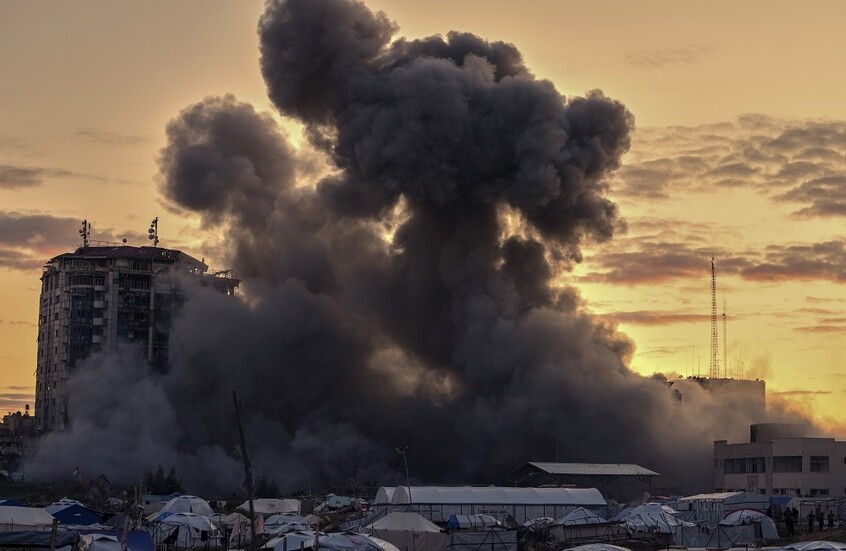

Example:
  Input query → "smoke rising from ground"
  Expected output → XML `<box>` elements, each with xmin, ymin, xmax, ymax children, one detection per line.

<box><xmin>27</xmin><ymin>0</ymin><xmax>798</xmax><ymax>494</ymax></box>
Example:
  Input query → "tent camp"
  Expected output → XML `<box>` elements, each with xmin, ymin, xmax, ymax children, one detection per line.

<box><xmin>151</xmin><ymin>496</ymin><xmax>214</xmax><ymax>519</ymax></box>
<box><xmin>46</xmin><ymin>499</ymin><xmax>102</xmax><ymax>526</ymax></box>
<box><xmin>376</xmin><ymin>486</ymin><xmax>605</xmax><ymax>524</ymax></box>
<box><xmin>677</xmin><ymin>492</ymin><xmax>770</xmax><ymax>524</ymax></box>
<box><xmin>719</xmin><ymin>508</ymin><xmax>779</xmax><ymax>541</ymax></box>
<box><xmin>364</xmin><ymin>512</ymin><xmax>447</xmax><ymax>551</ymax></box>
<box><xmin>153</xmin><ymin>512</ymin><xmax>220</xmax><ymax>549</ymax></box>
<box><xmin>447</xmin><ymin>530</ymin><xmax>517</xmax><ymax>551</ymax></box>
<box><xmin>0</xmin><ymin>506</ymin><xmax>55</xmax><ymax>531</ymax></box>
<box><xmin>76</xmin><ymin>531</ymin><xmax>153</xmax><ymax>551</ymax></box>
<box><xmin>238</xmin><ymin>499</ymin><xmax>300</xmax><ymax>515</ymax></box>
<box><xmin>563</xmin><ymin>545</ymin><xmax>631</xmax><ymax>551</ymax></box>
<box><xmin>785</xmin><ymin>542</ymin><xmax>846</xmax><ymax>551</ymax></box>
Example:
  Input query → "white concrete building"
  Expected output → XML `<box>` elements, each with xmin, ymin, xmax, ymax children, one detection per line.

<box><xmin>714</xmin><ymin>424</ymin><xmax>846</xmax><ymax>497</ymax></box>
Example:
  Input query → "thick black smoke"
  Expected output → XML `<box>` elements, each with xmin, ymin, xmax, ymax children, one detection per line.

<box><xmin>28</xmin><ymin>0</ymin><xmax>783</xmax><ymax>494</ymax></box>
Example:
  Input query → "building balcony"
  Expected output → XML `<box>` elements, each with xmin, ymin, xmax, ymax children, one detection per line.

<box><xmin>93</xmin><ymin>300</ymin><xmax>105</xmax><ymax>309</ymax></box>
<box><xmin>92</xmin><ymin>335</ymin><xmax>105</xmax><ymax>344</ymax></box>
<box><xmin>93</xmin><ymin>318</ymin><xmax>104</xmax><ymax>326</ymax></box>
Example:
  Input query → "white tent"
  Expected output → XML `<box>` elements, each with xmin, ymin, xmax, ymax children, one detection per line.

<box><xmin>365</xmin><ymin>512</ymin><xmax>446</xmax><ymax>551</ymax></box>
<box><xmin>720</xmin><ymin>508</ymin><xmax>779</xmax><ymax>540</ymax></box>
<box><xmin>0</xmin><ymin>505</ymin><xmax>55</xmax><ymax>531</ymax></box>
<box><xmin>155</xmin><ymin>512</ymin><xmax>220</xmax><ymax>549</ymax></box>
<box><xmin>238</xmin><ymin>499</ymin><xmax>300</xmax><ymax>515</ymax></box>
<box><xmin>264</xmin><ymin>531</ymin><xmax>390</xmax><ymax>551</ymax></box>
<box><xmin>150</xmin><ymin>495</ymin><xmax>214</xmax><ymax>520</ymax></box>
<box><xmin>78</xmin><ymin>534</ymin><xmax>121</xmax><ymax>551</ymax></box>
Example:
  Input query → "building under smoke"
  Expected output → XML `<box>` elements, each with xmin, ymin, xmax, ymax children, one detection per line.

<box><xmin>713</xmin><ymin>423</ymin><xmax>843</xmax><ymax>497</ymax></box>
<box><xmin>35</xmin><ymin>245</ymin><xmax>239</xmax><ymax>432</ymax></box>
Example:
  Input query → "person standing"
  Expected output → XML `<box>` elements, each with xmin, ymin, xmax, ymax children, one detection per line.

<box><xmin>785</xmin><ymin>509</ymin><xmax>795</xmax><ymax>536</ymax></box>
<box><xmin>828</xmin><ymin>509</ymin><xmax>835</xmax><ymax>529</ymax></box>
<box><xmin>817</xmin><ymin>508</ymin><xmax>824</xmax><ymax>531</ymax></box>
<box><xmin>808</xmin><ymin>511</ymin><xmax>815</xmax><ymax>534</ymax></box>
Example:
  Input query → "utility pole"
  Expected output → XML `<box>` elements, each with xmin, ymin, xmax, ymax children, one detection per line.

<box><xmin>709</xmin><ymin>257</ymin><xmax>720</xmax><ymax>379</ymax></box>
<box><xmin>233</xmin><ymin>391</ymin><xmax>257</xmax><ymax>551</ymax></box>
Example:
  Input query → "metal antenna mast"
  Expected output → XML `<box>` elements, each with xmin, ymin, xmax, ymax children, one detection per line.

<box><xmin>148</xmin><ymin>217</ymin><xmax>159</xmax><ymax>247</ymax></box>
<box><xmin>709</xmin><ymin>257</ymin><xmax>720</xmax><ymax>379</ymax></box>
<box><xmin>722</xmin><ymin>298</ymin><xmax>728</xmax><ymax>378</ymax></box>
<box><xmin>79</xmin><ymin>219</ymin><xmax>91</xmax><ymax>250</ymax></box>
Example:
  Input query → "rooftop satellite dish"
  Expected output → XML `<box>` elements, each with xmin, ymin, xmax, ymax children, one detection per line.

<box><xmin>122</xmin><ymin>238</ymin><xmax>127</xmax><ymax>244</ymax></box>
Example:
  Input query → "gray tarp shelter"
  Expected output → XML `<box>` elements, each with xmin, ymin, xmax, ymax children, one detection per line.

<box><xmin>447</xmin><ymin>531</ymin><xmax>516</xmax><ymax>551</ymax></box>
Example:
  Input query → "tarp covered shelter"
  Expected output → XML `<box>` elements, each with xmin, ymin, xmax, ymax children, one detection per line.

<box><xmin>45</xmin><ymin>499</ymin><xmax>103</xmax><ymax>526</ymax></box>
<box><xmin>671</xmin><ymin>524</ymin><xmax>756</xmax><ymax>548</ymax></box>
<box><xmin>76</xmin><ymin>530</ymin><xmax>154</xmax><ymax>551</ymax></box>
<box><xmin>786</xmin><ymin>542</ymin><xmax>846</xmax><ymax>551</ymax></box>
<box><xmin>238</xmin><ymin>499</ymin><xmax>300</xmax><ymax>515</ymax></box>
<box><xmin>612</xmin><ymin>503</ymin><xmax>692</xmax><ymax>535</ymax></box>
<box><xmin>365</xmin><ymin>512</ymin><xmax>446</xmax><ymax>551</ymax></box>
<box><xmin>376</xmin><ymin>486</ymin><xmax>605</xmax><ymax>524</ymax></box>
<box><xmin>0</xmin><ymin>499</ymin><xmax>22</xmax><ymax>507</ymax></box>
<box><xmin>720</xmin><ymin>508</ymin><xmax>779</xmax><ymax>540</ymax></box>
<box><xmin>0</xmin><ymin>505</ymin><xmax>55</xmax><ymax>531</ymax></box>
<box><xmin>563</xmin><ymin>545</ymin><xmax>631</xmax><ymax>551</ymax></box>
<box><xmin>549</xmin><ymin>509</ymin><xmax>626</xmax><ymax>545</ymax></box>
<box><xmin>678</xmin><ymin>492</ymin><xmax>771</xmax><ymax>524</ymax></box>
<box><xmin>554</xmin><ymin>508</ymin><xmax>605</xmax><ymax>526</ymax></box>
<box><xmin>447</xmin><ymin>530</ymin><xmax>516</xmax><ymax>551</ymax></box>
<box><xmin>0</xmin><ymin>530</ymin><xmax>78</xmax><ymax>548</ymax></box>
<box><xmin>152</xmin><ymin>495</ymin><xmax>214</xmax><ymax>518</ymax></box>
<box><xmin>446</xmin><ymin>515</ymin><xmax>499</xmax><ymax>530</ymax></box>
<box><xmin>264</xmin><ymin>531</ymin><xmax>391</xmax><ymax>551</ymax></box>
<box><xmin>78</xmin><ymin>534</ymin><xmax>121</xmax><ymax>551</ymax></box>
<box><xmin>153</xmin><ymin>512</ymin><xmax>220</xmax><ymax>549</ymax></box>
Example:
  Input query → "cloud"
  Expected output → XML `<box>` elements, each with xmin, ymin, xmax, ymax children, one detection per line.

<box><xmin>72</xmin><ymin>127</ymin><xmax>152</xmax><ymax>147</ymax></box>
<box><xmin>624</xmin><ymin>46</ymin><xmax>711</xmax><ymax>69</ymax></box>
<box><xmin>598</xmin><ymin>310</ymin><xmax>706</xmax><ymax>325</ymax></box>
<box><xmin>0</xmin><ymin>164</ymin><xmax>77</xmax><ymax>189</ymax></box>
<box><xmin>0</xmin><ymin>211</ymin><xmax>149</xmax><ymax>271</ymax></box>
<box><xmin>772</xmin><ymin>389</ymin><xmax>833</xmax><ymax>397</ymax></box>
<box><xmin>613</xmin><ymin>116</ymin><xmax>846</xmax><ymax>209</ymax></box>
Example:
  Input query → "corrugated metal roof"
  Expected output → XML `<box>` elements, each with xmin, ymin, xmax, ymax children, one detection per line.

<box><xmin>527</xmin><ymin>462</ymin><xmax>660</xmax><ymax>477</ymax></box>
<box><xmin>380</xmin><ymin>486</ymin><xmax>606</xmax><ymax>506</ymax></box>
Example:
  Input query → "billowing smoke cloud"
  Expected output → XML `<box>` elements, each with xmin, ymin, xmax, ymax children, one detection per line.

<box><xmin>27</xmin><ymin>0</ymin><xmax>797</xmax><ymax>495</ymax></box>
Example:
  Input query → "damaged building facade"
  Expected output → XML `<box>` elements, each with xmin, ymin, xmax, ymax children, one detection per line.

<box><xmin>34</xmin><ymin>245</ymin><xmax>239</xmax><ymax>432</ymax></box>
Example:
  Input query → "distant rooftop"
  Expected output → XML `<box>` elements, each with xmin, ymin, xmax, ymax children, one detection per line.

<box><xmin>525</xmin><ymin>462</ymin><xmax>660</xmax><ymax>477</ymax></box>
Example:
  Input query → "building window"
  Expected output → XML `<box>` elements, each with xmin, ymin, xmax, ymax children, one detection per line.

<box><xmin>810</xmin><ymin>489</ymin><xmax>830</xmax><ymax>497</ymax></box>
<box><xmin>811</xmin><ymin>456</ymin><xmax>829</xmax><ymax>472</ymax></box>
<box><xmin>725</xmin><ymin>457</ymin><xmax>766</xmax><ymax>474</ymax></box>
<box><xmin>774</xmin><ymin>456</ymin><xmax>803</xmax><ymax>473</ymax></box>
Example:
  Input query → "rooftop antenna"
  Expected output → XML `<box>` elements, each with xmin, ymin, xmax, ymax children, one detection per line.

<box><xmin>148</xmin><ymin>217</ymin><xmax>159</xmax><ymax>247</ymax></box>
<box><xmin>396</xmin><ymin>446</ymin><xmax>412</xmax><ymax>505</ymax></box>
<box><xmin>722</xmin><ymin>297</ymin><xmax>728</xmax><ymax>378</ymax></box>
<box><xmin>79</xmin><ymin>219</ymin><xmax>91</xmax><ymax>250</ymax></box>
<box><xmin>709</xmin><ymin>257</ymin><xmax>720</xmax><ymax>379</ymax></box>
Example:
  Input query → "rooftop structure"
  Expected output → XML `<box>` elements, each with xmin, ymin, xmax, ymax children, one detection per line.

<box><xmin>35</xmin><ymin>244</ymin><xmax>239</xmax><ymax>432</ymax></box>
<box><xmin>507</xmin><ymin>462</ymin><xmax>660</xmax><ymax>502</ymax></box>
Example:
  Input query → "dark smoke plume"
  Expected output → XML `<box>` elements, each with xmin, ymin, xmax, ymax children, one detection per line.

<box><xmin>27</xmin><ymin>0</ymin><xmax>791</xmax><ymax>494</ymax></box>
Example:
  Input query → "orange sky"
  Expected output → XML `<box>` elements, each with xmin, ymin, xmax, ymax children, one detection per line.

<box><xmin>2</xmin><ymin>0</ymin><xmax>846</xmax><ymax>425</ymax></box>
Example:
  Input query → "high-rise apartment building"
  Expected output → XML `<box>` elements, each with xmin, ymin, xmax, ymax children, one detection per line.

<box><xmin>34</xmin><ymin>245</ymin><xmax>239</xmax><ymax>432</ymax></box>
